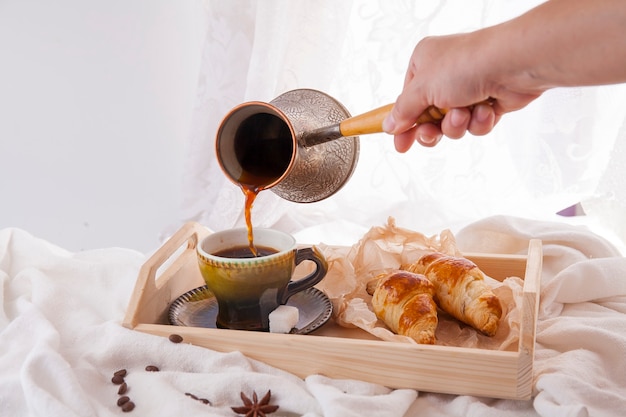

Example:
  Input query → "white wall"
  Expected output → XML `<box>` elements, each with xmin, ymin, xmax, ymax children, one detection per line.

<box><xmin>0</xmin><ymin>0</ymin><xmax>205</xmax><ymax>252</ymax></box>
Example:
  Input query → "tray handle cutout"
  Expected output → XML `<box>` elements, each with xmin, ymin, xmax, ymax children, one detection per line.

<box><xmin>123</xmin><ymin>222</ymin><xmax>210</xmax><ymax>329</ymax></box>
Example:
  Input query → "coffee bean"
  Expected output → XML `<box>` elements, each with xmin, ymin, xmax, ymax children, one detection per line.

<box><xmin>114</xmin><ymin>369</ymin><xmax>127</xmax><ymax>378</ymax></box>
<box><xmin>111</xmin><ymin>375</ymin><xmax>125</xmax><ymax>385</ymax></box>
<box><xmin>168</xmin><ymin>334</ymin><xmax>183</xmax><ymax>343</ymax></box>
<box><xmin>117</xmin><ymin>382</ymin><xmax>128</xmax><ymax>395</ymax></box>
<box><xmin>117</xmin><ymin>396</ymin><xmax>130</xmax><ymax>406</ymax></box>
<box><xmin>121</xmin><ymin>401</ymin><xmax>135</xmax><ymax>412</ymax></box>
<box><xmin>145</xmin><ymin>365</ymin><xmax>159</xmax><ymax>372</ymax></box>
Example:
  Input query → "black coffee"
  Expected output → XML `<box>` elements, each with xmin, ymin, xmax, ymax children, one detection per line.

<box><xmin>233</xmin><ymin>113</ymin><xmax>293</xmax><ymax>188</ymax></box>
<box><xmin>213</xmin><ymin>245</ymin><xmax>279</xmax><ymax>259</ymax></box>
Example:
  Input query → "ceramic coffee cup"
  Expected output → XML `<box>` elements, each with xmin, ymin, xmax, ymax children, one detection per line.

<box><xmin>196</xmin><ymin>227</ymin><xmax>328</xmax><ymax>331</ymax></box>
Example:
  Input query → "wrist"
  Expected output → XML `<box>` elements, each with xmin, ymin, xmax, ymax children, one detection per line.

<box><xmin>474</xmin><ymin>22</ymin><xmax>547</xmax><ymax>101</ymax></box>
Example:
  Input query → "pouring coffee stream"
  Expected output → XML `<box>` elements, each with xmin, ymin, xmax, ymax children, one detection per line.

<box><xmin>215</xmin><ymin>89</ymin><xmax>493</xmax><ymax>254</ymax></box>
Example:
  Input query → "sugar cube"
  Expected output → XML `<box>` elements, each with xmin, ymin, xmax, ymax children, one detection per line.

<box><xmin>269</xmin><ymin>305</ymin><xmax>299</xmax><ymax>333</ymax></box>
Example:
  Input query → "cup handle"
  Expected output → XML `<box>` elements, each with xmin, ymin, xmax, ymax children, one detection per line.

<box><xmin>281</xmin><ymin>246</ymin><xmax>328</xmax><ymax>304</ymax></box>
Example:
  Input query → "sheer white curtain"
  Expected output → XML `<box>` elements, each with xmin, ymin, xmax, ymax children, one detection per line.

<box><xmin>179</xmin><ymin>0</ymin><xmax>626</xmax><ymax>248</ymax></box>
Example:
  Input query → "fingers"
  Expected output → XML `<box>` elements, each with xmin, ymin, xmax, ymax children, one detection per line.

<box><xmin>393</xmin><ymin>130</ymin><xmax>416</xmax><ymax>153</ymax></box>
<box><xmin>383</xmin><ymin>94</ymin><xmax>428</xmax><ymax>136</ymax></box>
<box><xmin>393</xmin><ymin>124</ymin><xmax>443</xmax><ymax>152</ymax></box>
<box><xmin>391</xmin><ymin>103</ymin><xmax>498</xmax><ymax>152</ymax></box>
<box><xmin>467</xmin><ymin>103</ymin><xmax>496</xmax><ymax>136</ymax></box>
<box><xmin>415</xmin><ymin>124</ymin><xmax>443</xmax><ymax>147</ymax></box>
<box><xmin>442</xmin><ymin>103</ymin><xmax>497</xmax><ymax>138</ymax></box>
<box><xmin>441</xmin><ymin>108</ymin><xmax>471</xmax><ymax>139</ymax></box>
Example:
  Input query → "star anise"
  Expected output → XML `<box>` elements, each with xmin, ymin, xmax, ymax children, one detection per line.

<box><xmin>231</xmin><ymin>390</ymin><xmax>279</xmax><ymax>417</ymax></box>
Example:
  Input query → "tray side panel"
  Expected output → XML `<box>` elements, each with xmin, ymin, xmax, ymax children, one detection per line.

<box><xmin>137</xmin><ymin>323</ymin><xmax>523</xmax><ymax>399</ymax></box>
<box><xmin>466</xmin><ymin>253</ymin><xmax>527</xmax><ymax>282</ymax></box>
<box><xmin>515</xmin><ymin>239</ymin><xmax>543</xmax><ymax>398</ymax></box>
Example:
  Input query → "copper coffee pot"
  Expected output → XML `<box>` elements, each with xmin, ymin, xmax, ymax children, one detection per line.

<box><xmin>215</xmin><ymin>89</ymin><xmax>473</xmax><ymax>203</ymax></box>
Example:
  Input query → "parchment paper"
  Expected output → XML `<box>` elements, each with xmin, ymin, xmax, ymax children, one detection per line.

<box><xmin>316</xmin><ymin>218</ymin><xmax>524</xmax><ymax>350</ymax></box>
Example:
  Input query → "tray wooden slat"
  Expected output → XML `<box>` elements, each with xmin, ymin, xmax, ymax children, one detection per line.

<box><xmin>123</xmin><ymin>222</ymin><xmax>542</xmax><ymax>400</ymax></box>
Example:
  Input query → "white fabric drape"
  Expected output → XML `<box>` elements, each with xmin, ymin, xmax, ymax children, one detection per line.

<box><xmin>179</xmin><ymin>0</ymin><xmax>626</xmax><ymax>248</ymax></box>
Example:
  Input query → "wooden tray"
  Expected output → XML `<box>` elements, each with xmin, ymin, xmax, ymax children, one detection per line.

<box><xmin>123</xmin><ymin>222</ymin><xmax>542</xmax><ymax>400</ymax></box>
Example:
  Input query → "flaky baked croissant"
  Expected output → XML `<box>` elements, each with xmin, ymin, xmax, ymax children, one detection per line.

<box><xmin>404</xmin><ymin>252</ymin><xmax>502</xmax><ymax>336</ymax></box>
<box><xmin>366</xmin><ymin>270</ymin><xmax>438</xmax><ymax>344</ymax></box>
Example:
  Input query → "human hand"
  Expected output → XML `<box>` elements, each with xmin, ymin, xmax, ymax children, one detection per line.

<box><xmin>383</xmin><ymin>33</ymin><xmax>540</xmax><ymax>152</ymax></box>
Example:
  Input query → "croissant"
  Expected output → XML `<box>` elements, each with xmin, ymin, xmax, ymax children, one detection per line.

<box><xmin>404</xmin><ymin>252</ymin><xmax>502</xmax><ymax>336</ymax></box>
<box><xmin>366</xmin><ymin>270</ymin><xmax>438</xmax><ymax>344</ymax></box>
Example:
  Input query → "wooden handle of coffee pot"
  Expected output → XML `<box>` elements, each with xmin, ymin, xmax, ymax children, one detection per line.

<box><xmin>338</xmin><ymin>99</ymin><xmax>494</xmax><ymax>137</ymax></box>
